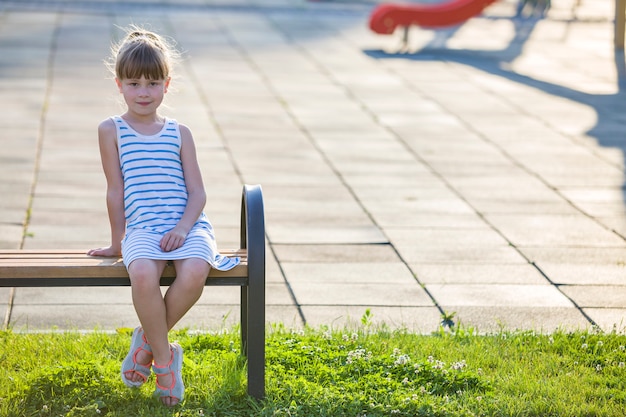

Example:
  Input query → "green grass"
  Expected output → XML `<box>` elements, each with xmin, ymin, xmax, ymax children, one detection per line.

<box><xmin>1</xmin><ymin>322</ymin><xmax>626</xmax><ymax>417</ymax></box>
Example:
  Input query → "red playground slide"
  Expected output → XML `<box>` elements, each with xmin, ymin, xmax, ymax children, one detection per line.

<box><xmin>369</xmin><ymin>0</ymin><xmax>499</xmax><ymax>34</ymax></box>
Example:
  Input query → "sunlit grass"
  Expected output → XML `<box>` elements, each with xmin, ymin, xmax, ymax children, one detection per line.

<box><xmin>1</xmin><ymin>321</ymin><xmax>625</xmax><ymax>416</ymax></box>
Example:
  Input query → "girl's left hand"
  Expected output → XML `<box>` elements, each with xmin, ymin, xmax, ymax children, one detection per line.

<box><xmin>87</xmin><ymin>245</ymin><xmax>122</xmax><ymax>257</ymax></box>
<box><xmin>160</xmin><ymin>227</ymin><xmax>187</xmax><ymax>252</ymax></box>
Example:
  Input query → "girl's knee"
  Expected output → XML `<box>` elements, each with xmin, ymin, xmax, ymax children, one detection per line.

<box><xmin>175</xmin><ymin>259</ymin><xmax>210</xmax><ymax>289</ymax></box>
<box><xmin>128</xmin><ymin>259</ymin><xmax>162</xmax><ymax>289</ymax></box>
<box><xmin>176</xmin><ymin>258</ymin><xmax>210</xmax><ymax>277</ymax></box>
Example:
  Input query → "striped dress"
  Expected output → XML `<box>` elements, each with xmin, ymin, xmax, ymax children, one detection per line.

<box><xmin>114</xmin><ymin>116</ymin><xmax>239</xmax><ymax>271</ymax></box>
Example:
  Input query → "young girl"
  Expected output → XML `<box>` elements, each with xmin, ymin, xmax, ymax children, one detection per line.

<box><xmin>88</xmin><ymin>27</ymin><xmax>239</xmax><ymax>407</ymax></box>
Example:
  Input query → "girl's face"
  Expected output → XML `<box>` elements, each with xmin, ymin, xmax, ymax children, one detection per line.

<box><xmin>116</xmin><ymin>76</ymin><xmax>170</xmax><ymax>117</ymax></box>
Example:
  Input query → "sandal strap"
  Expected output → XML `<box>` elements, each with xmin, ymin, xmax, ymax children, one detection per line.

<box><xmin>153</xmin><ymin>343</ymin><xmax>184</xmax><ymax>402</ymax></box>
<box><xmin>121</xmin><ymin>327</ymin><xmax>153</xmax><ymax>388</ymax></box>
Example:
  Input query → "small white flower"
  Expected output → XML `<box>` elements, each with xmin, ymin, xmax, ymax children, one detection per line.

<box><xmin>394</xmin><ymin>354</ymin><xmax>410</xmax><ymax>366</ymax></box>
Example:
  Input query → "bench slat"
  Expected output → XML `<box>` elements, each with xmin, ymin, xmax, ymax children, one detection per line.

<box><xmin>0</xmin><ymin>250</ymin><xmax>248</xmax><ymax>285</ymax></box>
<box><xmin>0</xmin><ymin>249</ymin><xmax>244</xmax><ymax>259</ymax></box>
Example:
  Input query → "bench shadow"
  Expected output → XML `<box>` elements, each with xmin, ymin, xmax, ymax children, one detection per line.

<box><xmin>364</xmin><ymin>14</ymin><xmax>626</xmax><ymax>237</ymax></box>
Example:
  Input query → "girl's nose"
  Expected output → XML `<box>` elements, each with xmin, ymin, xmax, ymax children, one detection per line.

<box><xmin>138</xmin><ymin>86</ymin><xmax>149</xmax><ymax>96</ymax></box>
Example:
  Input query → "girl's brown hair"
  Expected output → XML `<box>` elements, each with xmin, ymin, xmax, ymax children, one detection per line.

<box><xmin>111</xmin><ymin>27</ymin><xmax>178</xmax><ymax>80</ymax></box>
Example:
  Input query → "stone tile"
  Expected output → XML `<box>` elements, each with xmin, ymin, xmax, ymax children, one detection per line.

<box><xmin>387</xmin><ymin>227</ymin><xmax>527</xmax><ymax>264</ymax></box>
<box><xmin>271</xmin><ymin>244</ymin><xmax>400</xmax><ymax>263</ymax></box>
<box><xmin>560</xmin><ymin>285</ymin><xmax>626</xmax><ymax>308</ymax></box>
<box><xmin>13</xmin><ymin>287</ymin><xmax>131</xmax><ymax>305</ymax></box>
<box><xmin>364</xmin><ymin>195</ymin><xmax>475</xmax><ymax>216</ymax></box>
<box><xmin>377</xmin><ymin>212</ymin><xmax>486</xmax><ymax>229</ymax></box>
<box><xmin>536</xmin><ymin>263</ymin><xmax>626</xmax><ymax>285</ymax></box>
<box><xmin>583</xmin><ymin>308</ymin><xmax>626</xmax><ymax>333</ymax></box>
<box><xmin>559</xmin><ymin>187</ymin><xmax>626</xmax><ymax>217</ymax></box>
<box><xmin>0</xmin><ymin>288</ymin><xmax>11</xmax><ymax>325</ymax></box>
<box><xmin>177</xmin><ymin>305</ymin><xmax>305</xmax><ymax>331</ymax></box>
<box><xmin>521</xmin><ymin>247</ymin><xmax>626</xmax><ymax>264</ymax></box>
<box><xmin>268</xmin><ymin>225</ymin><xmax>388</xmax><ymax>245</ymax></box>
<box><xmin>596</xmin><ymin>216</ymin><xmax>626</xmax><ymax>237</ymax></box>
<box><xmin>266</xmin><ymin>254</ymin><xmax>285</xmax><ymax>284</ymax></box>
<box><xmin>31</xmin><ymin>196</ymin><xmax>107</xmax><ymax>212</ymax></box>
<box><xmin>0</xmin><ymin>224</ymin><xmax>24</xmax><ymax>248</ymax></box>
<box><xmin>9</xmin><ymin>304</ymin><xmax>139</xmax><ymax>331</ymax></box>
<box><xmin>281</xmin><ymin>262</ymin><xmax>417</xmax><ymax>284</ymax></box>
<box><xmin>427</xmin><ymin>284</ymin><xmax>573</xmax><ymax>307</ymax></box>
<box><xmin>22</xmin><ymin>224</ymin><xmax>110</xmax><ymax>247</ymax></box>
<box><xmin>412</xmin><ymin>264</ymin><xmax>549</xmax><ymax>285</ymax></box>
<box><xmin>300</xmin><ymin>306</ymin><xmax>442</xmax><ymax>333</ymax></box>
<box><xmin>290</xmin><ymin>282</ymin><xmax>433</xmax><ymax>307</ymax></box>
<box><xmin>386</xmin><ymin>227</ymin><xmax>510</xmax><ymax>247</ymax></box>
<box><xmin>486</xmin><ymin>214</ymin><xmax>626</xmax><ymax>247</ymax></box>
<box><xmin>264</xmin><ymin>282</ymin><xmax>296</xmax><ymax>306</ymax></box>
<box><xmin>468</xmin><ymin>199</ymin><xmax>580</xmax><ymax>215</ymax></box>
<box><xmin>447</xmin><ymin>306</ymin><xmax>592</xmax><ymax>333</ymax></box>
<box><xmin>341</xmin><ymin>172</ymin><xmax>442</xmax><ymax>188</ymax></box>
<box><xmin>396</xmin><ymin>245</ymin><xmax>528</xmax><ymax>264</ymax></box>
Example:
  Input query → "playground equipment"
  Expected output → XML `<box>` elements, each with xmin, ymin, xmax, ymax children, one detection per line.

<box><xmin>369</xmin><ymin>0</ymin><xmax>626</xmax><ymax>51</ymax></box>
<box><xmin>368</xmin><ymin>0</ymin><xmax>499</xmax><ymax>35</ymax></box>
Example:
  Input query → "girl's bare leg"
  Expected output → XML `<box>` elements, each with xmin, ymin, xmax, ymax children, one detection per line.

<box><xmin>164</xmin><ymin>258</ymin><xmax>210</xmax><ymax>329</ymax></box>
<box><xmin>127</xmin><ymin>259</ymin><xmax>169</xmax><ymax>383</ymax></box>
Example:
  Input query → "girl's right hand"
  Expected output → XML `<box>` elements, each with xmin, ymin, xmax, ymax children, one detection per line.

<box><xmin>87</xmin><ymin>246</ymin><xmax>122</xmax><ymax>257</ymax></box>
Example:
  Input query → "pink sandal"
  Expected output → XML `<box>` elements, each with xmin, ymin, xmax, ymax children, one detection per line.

<box><xmin>121</xmin><ymin>327</ymin><xmax>153</xmax><ymax>387</ymax></box>
<box><xmin>153</xmin><ymin>343</ymin><xmax>184</xmax><ymax>406</ymax></box>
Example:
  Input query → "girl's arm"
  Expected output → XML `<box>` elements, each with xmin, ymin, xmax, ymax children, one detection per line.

<box><xmin>88</xmin><ymin>119</ymin><xmax>126</xmax><ymax>257</ymax></box>
<box><xmin>160</xmin><ymin>124</ymin><xmax>207</xmax><ymax>252</ymax></box>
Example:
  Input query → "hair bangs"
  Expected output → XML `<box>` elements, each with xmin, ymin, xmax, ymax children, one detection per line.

<box><xmin>116</xmin><ymin>41</ymin><xmax>169</xmax><ymax>80</ymax></box>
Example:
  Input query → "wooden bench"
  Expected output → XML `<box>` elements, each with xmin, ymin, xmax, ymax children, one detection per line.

<box><xmin>0</xmin><ymin>184</ymin><xmax>266</xmax><ymax>400</ymax></box>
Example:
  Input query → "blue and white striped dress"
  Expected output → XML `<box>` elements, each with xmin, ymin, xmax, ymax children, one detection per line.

<box><xmin>114</xmin><ymin>116</ymin><xmax>239</xmax><ymax>271</ymax></box>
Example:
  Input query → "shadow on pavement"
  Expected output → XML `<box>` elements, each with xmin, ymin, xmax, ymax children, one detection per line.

<box><xmin>364</xmin><ymin>13</ymin><xmax>626</xmax><ymax>236</ymax></box>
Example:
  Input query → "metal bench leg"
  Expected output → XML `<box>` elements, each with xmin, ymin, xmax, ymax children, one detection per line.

<box><xmin>246</xmin><ymin>266</ymin><xmax>264</xmax><ymax>399</ymax></box>
<box><xmin>241</xmin><ymin>286</ymin><xmax>248</xmax><ymax>357</ymax></box>
<box><xmin>240</xmin><ymin>184</ymin><xmax>265</xmax><ymax>399</ymax></box>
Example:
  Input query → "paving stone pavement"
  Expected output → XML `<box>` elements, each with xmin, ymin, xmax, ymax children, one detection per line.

<box><xmin>1</xmin><ymin>0</ymin><xmax>626</xmax><ymax>333</ymax></box>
